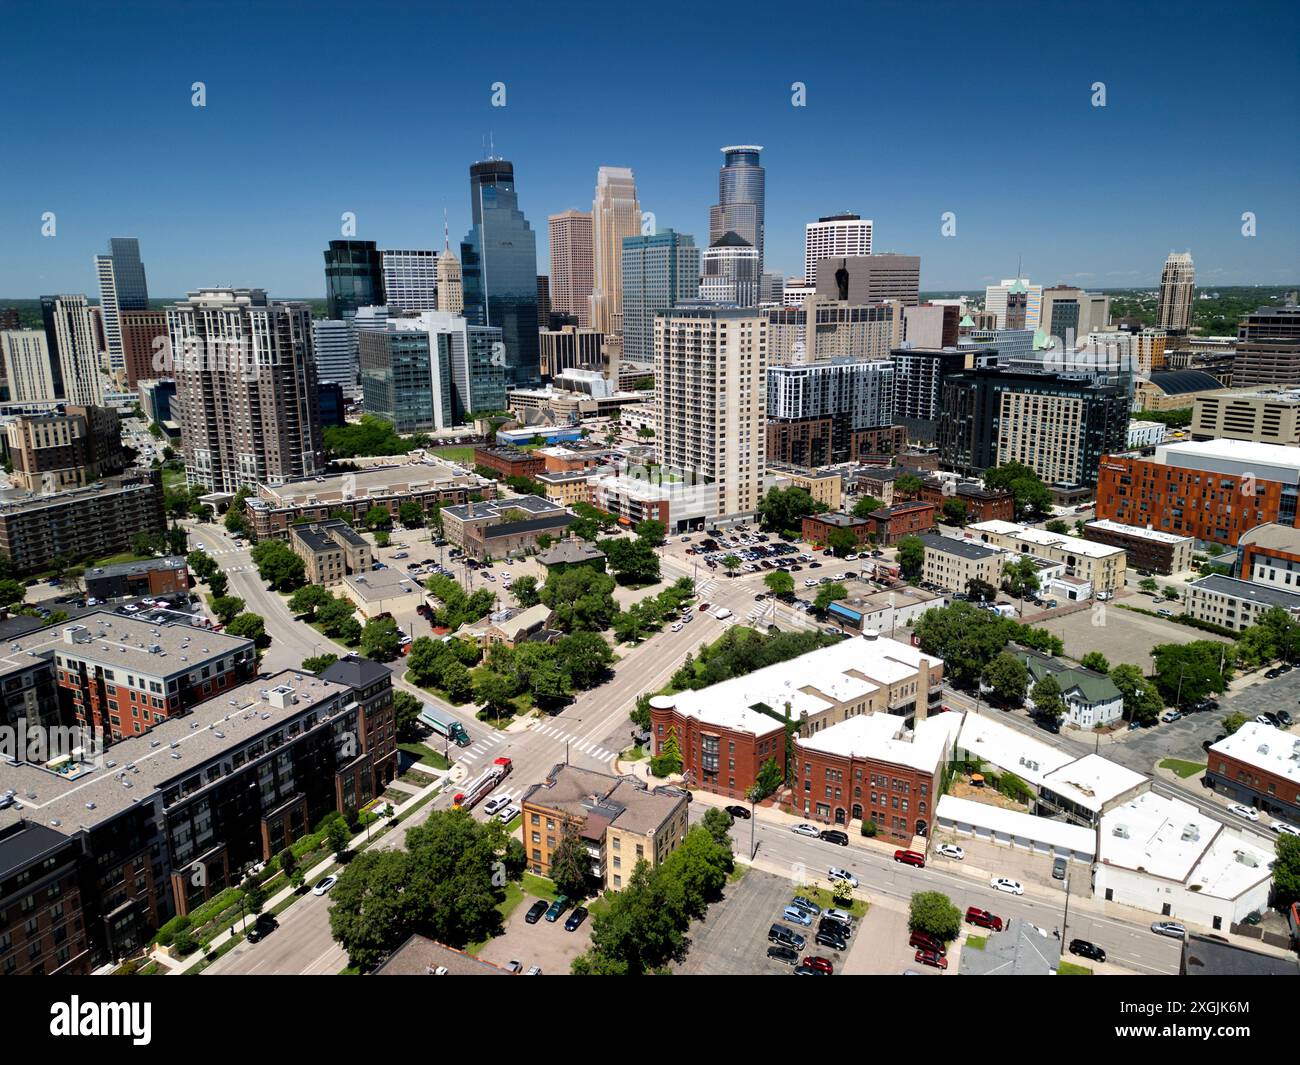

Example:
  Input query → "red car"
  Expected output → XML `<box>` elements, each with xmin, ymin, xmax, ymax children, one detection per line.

<box><xmin>893</xmin><ymin>849</ymin><xmax>926</xmax><ymax>868</ymax></box>
<box><xmin>800</xmin><ymin>955</ymin><xmax>833</xmax><ymax>975</ymax></box>
<box><xmin>964</xmin><ymin>906</ymin><xmax>1004</xmax><ymax>932</ymax></box>
<box><xmin>908</xmin><ymin>930</ymin><xmax>945</xmax><ymax>955</ymax></box>
<box><xmin>914</xmin><ymin>948</ymin><xmax>948</xmax><ymax>970</ymax></box>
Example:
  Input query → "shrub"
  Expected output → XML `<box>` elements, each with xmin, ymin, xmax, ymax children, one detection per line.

<box><xmin>860</xmin><ymin>820</ymin><xmax>878</xmax><ymax>837</ymax></box>
<box><xmin>172</xmin><ymin>932</ymin><xmax>200</xmax><ymax>956</ymax></box>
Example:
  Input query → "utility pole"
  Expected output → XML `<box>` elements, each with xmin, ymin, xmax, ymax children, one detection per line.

<box><xmin>1060</xmin><ymin>872</ymin><xmax>1073</xmax><ymax>945</ymax></box>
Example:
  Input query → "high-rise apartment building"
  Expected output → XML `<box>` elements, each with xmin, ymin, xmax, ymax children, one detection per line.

<box><xmin>0</xmin><ymin>330</ymin><xmax>58</xmax><ymax>402</ymax></box>
<box><xmin>589</xmin><ymin>167</ymin><xmax>640</xmax><ymax>334</ymax></box>
<box><xmin>621</xmin><ymin>230</ymin><xmax>700</xmax><ymax>363</ymax></box>
<box><xmin>4</xmin><ymin>405</ymin><xmax>125</xmax><ymax>492</ymax></box>
<box><xmin>324</xmin><ymin>240</ymin><xmax>385</xmax><ymax>321</ymax></box>
<box><xmin>540</xmin><ymin>326</ymin><xmax>605</xmax><ymax>378</ymax></box>
<box><xmin>764</xmin><ymin>297</ymin><xmax>903</xmax><ymax>366</ymax></box>
<box><xmin>699</xmin><ymin>232</ymin><xmax>760</xmax><ymax>307</ymax></box>
<box><xmin>46</xmin><ymin>295</ymin><xmax>104</xmax><ymax>406</ymax></box>
<box><xmin>984</xmin><ymin>278</ymin><xmax>1043</xmax><ymax>331</ymax></box>
<box><xmin>168</xmin><ymin>288</ymin><xmax>324</xmax><ymax>492</ymax></box>
<box><xmin>1231</xmin><ymin>305</ymin><xmax>1300</xmax><ymax>386</ymax></box>
<box><xmin>548</xmin><ymin>209</ymin><xmax>594</xmax><ymax>328</ymax></box>
<box><xmin>94</xmin><ymin>238</ymin><xmax>150</xmax><ymax>377</ymax></box>
<box><xmin>460</xmin><ymin>158</ymin><xmax>541</xmax><ymax>387</ymax></box>
<box><xmin>891</xmin><ymin>346</ymin><xmax>999</xmax><ymax>444</ymax></box>
<box><xmin>119</xmin><ymin>309</ymin><xmax>168</xmax><ymax>387</ymax></box>
<box><xmin>767</xmin><ymin>357</ymin><xmax>895</xmax><ymax>466</ymax></box>
<box><xmin>312</xmin><ymin>318</ymin><xmax>359</xmax><ymax>395</ymax></box>
<box><xmin>381</xmin><ymin>249</ymin><xmax>440</xmax><ymax>313</ymax></box>
<box><xmin>804</xmin><ymin>214</ymin><xmax>872</xmax><ymax>286</ymax></box>
<box><xmin>814</xmin><ymin>254</ymin><xmax>920</xmax><ymax>306</ymax></box>
<box><xmin>1156</xmin><ymin>251</ymin><xmax>1195</xmax><ymax>332</ymax></box>
<box><xmin>655</xmin><ymin>308</ymin><xmax>767</xmax><ymax>517</ymax></box>
<box><xmin>710</xmin><ymin>146</ymin><xmax>765</xmax><ymax>274</ymax></box>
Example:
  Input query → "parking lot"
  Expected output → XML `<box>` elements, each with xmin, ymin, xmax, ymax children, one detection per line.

<box><xmin>1032</xmin><ymin>592</ymin><xmax>1232</xmax><ymax>669</ymax></box>
<box><xmin>476</xmin><ymin>893</ymin><xmax>592</xmax><ymax>975</ymax></box>
<box><xmin>841</xmin><ymin>903</ymin><xmax>941</xmax><ymax>976</ymax></box>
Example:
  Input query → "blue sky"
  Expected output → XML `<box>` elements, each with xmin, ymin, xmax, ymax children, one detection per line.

<box><xmin>2</xmin><ymin>0</ymin><xmax>1296</xmax><ymax>297</ymax></box>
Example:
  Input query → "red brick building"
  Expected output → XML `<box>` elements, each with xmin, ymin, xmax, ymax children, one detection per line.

<box><xmin>474</xmin><ymin>445</ymin><xmax>545</xmax><ymax>480</ymax></box>
<box><xmin>802</xmin><ymin>512</ymin><xmax>872</xmax><ymax>547</ymax></box>
<box><xmin>866</xmin><ymin>501</ymin><xmax>938</xmax><ymax>545</ymax></box>
<box><xmin>918</xmin><ymin>480</ymin><xmax>1015</xmax><ymax>524</ymax></box>
<box><xmin>848</xmin><ymin>424</ymin><xmax>907</xmax><ymax>461</ymax></box>
<box><xmin>648</xmin><ymin>695</ymin><xmax>786</xmax><ymax>800</ymax></box>
<box><xmin>84</xmin><ymin>556</ymin><xmax>190</xmax><ymax>601</ymax></box>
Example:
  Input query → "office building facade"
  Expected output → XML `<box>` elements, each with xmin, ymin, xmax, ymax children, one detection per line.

<box><xmin>548</xmin><ymin>209</ymin><xmax>594</xmax><ymax>327</ymax></box>
<box><xmin>1156</xmin><ymin>251</ymin><xmax>1195</xmax><ymax>331</ymax></box>
<box><xmin>804</xmin><ymin>214</ymin><xmax>872</xmax><ymax>286</ymax></box>
<box><xmin>814</xmin><ymin>254</ymin><xmax>920</xmax><ymax>306</ymax></box>
<box><xmin>1231</xmin><ymin>306</ymin><xmax>1300</xmax><ymax>387</ymax></box>
<box><xmin>589</xmin><ymin>167</ymin><xmax>640</xmax><ymax>334</ymax></box>
<box><xmin>381</xmin><ymin>249</ymin><xmax>440</xmax><ymax>313</ymax></box>
<box><xmin>621</xmin><ymin>229</ymin><xmax>699</xmax><ymax>363</ymax></box>
<box><xmin>324</xmin><ymin>239</ymin><xmax>385</xmax><ymax>321</ymax></box>
<box><xmin>710</xmin><ymin>145</ymin><xmax>765</xmax><ymax>274</ymax></box>
<box><xmin>94</xmin><ymin>238</ymin><xmax>150</xmax><ymax>376</ymax></box>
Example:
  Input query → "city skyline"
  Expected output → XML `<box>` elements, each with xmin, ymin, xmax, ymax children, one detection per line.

<box><xmin>2</xmin><ymin>0</ymin><xmax>1296</xmax><ymax>298</ymax></box>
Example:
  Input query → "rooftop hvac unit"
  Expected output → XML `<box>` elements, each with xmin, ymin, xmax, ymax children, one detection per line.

<box><xmin>1112</xmin><ymin>824</ymin><xmax>1130</xmax><ymax>839</ymax></box>
<box><xmin>1181</xmin><ymin>824</ymin><xmax>1200</xmax><ymax>842</ymax></box>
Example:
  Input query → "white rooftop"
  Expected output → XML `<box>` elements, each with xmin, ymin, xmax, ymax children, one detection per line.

<box><xmin>937</xmin><ymin>794</ymin><xmax>1096</xmax><ymax>857</ymax></box>
<box><xmin>665</xmin><ymin>634</ymin><xmax>941</xmax><ymax>736</ymax></box>
<box><xmin>967</xmin><ymin>520</ymin><xmax>1124</xmax><ymax>560</ymax></box>
<box><xmin>1085</xmin><ymin>518</ymin><xmax>1193</xmax><ymax>545</ymax></box>
<box><xmin>1209</xmin><ymin>721</ymin><xmax>1300</xmax><ymax>786</ymax></box>
<box><xmin>1100</xmin><ymin>791</ymin><xmax>1274</xmax><ymax>899</ymax></box>
<box><xmin>794</xmin><ymin>709</ymin><xmax>962</xmax><ymax>774</ymax></box>
<box><xmin>955</xmin><ymin>713</ymin><xmax>1075</xmax><ymax>788</ymax></box>
<box><xmin>1154</xmin><ymin>439</ymin><xmax>1300</xmax><ymax>483</ymax></box>
<box><xmin>1040</xmin><ymin>754</ymin><xmax>1147</xmax><ymax>812</ymax></box>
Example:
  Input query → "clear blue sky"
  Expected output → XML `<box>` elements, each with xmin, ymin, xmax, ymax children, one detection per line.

<box><xmin>2</xmin><ymin>0</ymin><xmax>1297</xmax><ymax>298</ymax></box>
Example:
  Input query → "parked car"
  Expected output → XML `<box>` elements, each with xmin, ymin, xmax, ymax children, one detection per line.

<box><xmin>824</xmin><ymin>907</ymin><xmax>855</xmax><ymax>926</ymax></box>
<box><xmin>483</xmin><ymin>795</ymin><xmax>511</xmax><ymax>817</ymax></box>
<box><xmin>964</xmin><ymin>906</ymin><xmax>1004</xmax><ymax>931</ymax></box>
<box><xmin>1052</xmin><ymin>857</ymin><xmax>1068</xmax><ymax>880</ymax></box>
<box><xmin>909</xmin><ymin>930</ymin><xmax>945</xmax><ymax>954</ymax></box>
<box><xmin>1161</xmin><ymin>709</ymin><xmax>1182</xmax><ymax>723</ymax></box>
<box><xmin>312</xmin><ymin>875</ymin><xmax>338</xmax><ymax>896</ymax></box>
<box><xmin>544</xmin><ymin>895</ymin><xmax>571</xmax><ymax>922</ymax></box>
<box><xmin>827</xmin><ymin>868</ymin><xmax>858</xmax><ymax>888</ymax></box>
<box><xmin>524</xmin><ymin>899</ymin><xmax>548</xmax><ymax>924</ymax></box>
<box><xmin>1150</xmin><ymin>921</ymin><xmax>1187</xmax><ymax>939</ymax></box>
<box><xmin>893</xmin><ymin>849</ymin><xmax>925</xmax><ymax>868</ymax></box>
<box><xmin>801</xmin><ymin>955</ymin><xmax>834</xmax><ymax>974</ymax></box>
<box><xmin>1157</xmin><ymin>608</ymin><xmax>1174</xmax><ymax>618</ymax></box>
<box><xmin>1278</xmin><ymin>709</ymin><xmax>1295</xmax><ymax>727</ymax></box>
<box><xmin>936</xmin><ymin>843</ymin><xmax>964</xmax><ymax>861</ymax></box>
<box><xmin>914</xmin><ymin>948</ymin><xmax>948</xmax><ymax>970</ymax></box>
<box><xmin>793</xmin><ymin>963</ymin><xmax>829</xmax><ymax>975</ymax></box>
<box><xmin>766</xmin><ymin>944</ymin><xmax>799</xmax><ymax>965</ymax></box>
<box><xmin>564</xmin><ymin>906</ymin><xmax>588</xmax><ymax>932</ymax></box>
<box><xmin>1272</xmin><ymin>820</ymin><xmax>1300</xmax><ymax>836</ymax></box>
<box><xmin>1069</xmin><ymin>939</ymin><xmax>1107</xmax><ymax>962</ymax></box>
<box><xmin>768</xmin><ymin>923</ymin><xmax>806</xmax><ymax>950</ymax></box>
<box><xmin>784</xmin><ymin>905</ymin><xmax>814</xmax><ymax>926</ymax></box>
<box><xmin>791</xmin><ymin>823</ymin><xmax>821</xmax><ymax>838</ymax></box>
<box><xmin>504</xmin><ymin>959</ymin><xmax>522</xmax><ymax>974</ymax></box>
<box><xmin>1228</xmin><ymin>803</ymin><xmax>1259</xmax><ymax>822</ymax></box>
<box><xmin>495</xmin><ymin>804</ymin><xmax>520</xmax><ymax>824</ymax></box>
<box><xmin>814</xmin><ymin>929</ymin><xmax>848</xmax><ymax>951</ymax></box>
<box><xmin>819</xmin><ymin>829</ymin><xmax>849</xmax><ymax>847</ymax></box>
<box><xmin>989</xmin><ymin>876</ymin><xmax>1025</xmax><ymax>895</ymax></box>
<box><xmin>724</xmin><ymin>804</ymin><xmax>751</xmax><ymax>820</ymax></box>
<box><xmin>819</xmin><ymin>915</ymin><xmax>852</xmax><ymax>940</ymax></box>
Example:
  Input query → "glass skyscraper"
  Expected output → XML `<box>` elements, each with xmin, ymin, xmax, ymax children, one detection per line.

<box><xmin>621</xmin><ymin>230</ymin><xmax>699</xmax><ymax>362</ymax></box>
<box><xmin>709</xmin><ymin>145</ymin><xmax>765</xmax><ymax>275</ymax></box>
<box><xmin>460</xmin><ymin>159</ymin><xmax>541</xmax><ymax>387</ymax></box>
<box><xmin>324</xmin><ymin>240</ymin><xmax>385</xmax><ymax>321</ymax></box>
<box><xmin>95</xmin><ymin>237</ymin><xmax>149</xmax><ymax>375</ymax></box>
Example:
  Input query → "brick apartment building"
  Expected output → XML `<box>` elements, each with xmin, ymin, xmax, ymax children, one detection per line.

<box><xmin>2</xmin><ymin>405</ymin><xmax>125</xmax><ymax>492</ymax></box>
<box><xmin>802</xmin><ymin>511</ymin><xmax>872</xmax><ymax>548</ymax></box>
<box><xmin>289</xmin><ymin>519</ymin><xmax>373</xmax><ymax>587</ymax></box>
<box><xmin>0</xmin><ymin>823</ymin><xmax>91</xmax><ymax>976</ymax></box>
<box><xmin>473</xmin><ymin>444</ymin><xmax>545</xmax><ymax>480</ymax></box>
<box><xmin>320</xmin><ymin>655</ymin><xmax>399</xmax><ymax>796</ymax></box>
<box><xmin>866</xmin><ymin>501</ymin><xmax>938</xmax><ymax>545</ymax></box>
<box><xmin>917</xmin><ymin>480</ymin><xmax>1015</xmax><ymax>524</ymax></box>
<box><xmin>83</xmin><ymin>556</ymin><xmax>190</xmax><ymax>601</ymax></box>
<box><xmin>1082</xmin><ymin>519</ymin><xmax>1194</xmax><ymax>575</ymax></box>
<box><xmin>1205</xmin><ymin>721</ymin><xmax>1300</xmax><ymax>824</ymax></box>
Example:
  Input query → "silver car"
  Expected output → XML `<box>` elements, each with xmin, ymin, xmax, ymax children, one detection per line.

<box><xmin>1150</xmin><ymin>921</ymin><xmax>1186</xmax><ymax>939</ymax></box>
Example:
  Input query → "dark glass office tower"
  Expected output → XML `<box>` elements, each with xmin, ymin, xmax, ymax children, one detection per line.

<box><xmin>709</xmin><ymin>145</ymin><xmax>765</xmax><ymax>275</ymax></box>
<box><xmin>324</xmin><ymin>239</ymin><xmax>385</xmax><ymax>320</ymax></box>
<box><xmin>460</xmin><ymin>159</ymin><xmax>541</xmax><ymax>387</ymax></box>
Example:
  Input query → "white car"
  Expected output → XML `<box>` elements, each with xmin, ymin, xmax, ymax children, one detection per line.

<box><xmin>483</xmin><ymin>795</ymin><xmax>511</xmax><ymax>817</ymax></box>
<box><xmin>1228</xmin><ymin>803</ymin><xmax>1259</xmax><ymax>822</ymax></box>
<box><xmin>313</xmin><ymin>875</ymin><xmax>338</xmax><ymax>896</ymax></box>
<box><xmin>671</xmin><ymin>622</ymin><xmax>683</xmax><ymax>632</ymax></box>
<box><xmin>1271</xmin><ymin>820</ymin><xmax>1299</xmax><ymax>836</ymax></box>
<box><xmin>828</xmin><ymin>867</ymin><xmax>859</xmax><ymax>888</ymax></box>
<box><xmin>496</xmin><ymin>804</ymin><xmax>520</xmax><ymax>824</ymax></box>
<box><xmin>791</xmin><ymin>823</ymin><xmax>821</xmax><ymax>838</ymax></box>
<box><xmin>804</xmin><ymin>578</ymin><xmax>818</xmax><ymax>587</ymax></box>
<box><xmin>990</xmin><ymin>876</ymin><xmax>1025</xmax><ymax>895</ymax></box>
<box><xmin>937</xmin><ymin>843</ymin><xmax>965</xmax><ymax>861</ymax></box>
<box><xmin>845</xmin><ymin>553</ymin><xmax>859</xmax><ymax>562</ymax></box>
<box><xmin>824</xmin><ymin>907</ymin><xmax>855</xmax><ymax>926</ymax></box>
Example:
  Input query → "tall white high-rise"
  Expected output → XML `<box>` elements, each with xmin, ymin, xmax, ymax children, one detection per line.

<box><xmin>94</xmin><ymin>238</ymin><xmax>149</xmax><ymax>376</ymax></box>
<box><xmin>984</xmin><ymin>278</ymin><xmax>1043</xmax><ymax>331</ymax></box>
<box><xmin>311</xmin><ymin>319</ymin><xmax>359</xmax><ymax>396</ymax></box>
<box><xmin>0</xmin><ymin>330</ymin><xmax>58</xmax><ymax>403</ymax></box>
<box><xmin>590</xmin><ymin>167</ymin><xmax>641</xmax><ymax>334</ymax></box>
<box><xmin>654</xmin><ymin>307</ymin><xmax>767</xmax><ymax>517</ymax></box>
<box><xmin>804</xmin><ymin>214</ymin><xmax>872</xmax><ymax>285</ymax></box>
<box><xmin>49</xmin><ymin>295</ymin><xmax>105</xmax><ymax>406</ymax></box>
<box><xmin>1157</xmin><ymin>251</ymin><xmax>1195</xmax><ymax>331</ymax></box>
<box><xmin>381</xmin><ymin>250</ymin><xmax>440</xmax><ymax>313</ymax></box>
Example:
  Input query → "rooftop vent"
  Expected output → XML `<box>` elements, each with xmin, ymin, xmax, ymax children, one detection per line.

<box><xmin>1112</xmin><ymin>824</ymin><xmax>1130</xmax><ymax>839</ymax></box>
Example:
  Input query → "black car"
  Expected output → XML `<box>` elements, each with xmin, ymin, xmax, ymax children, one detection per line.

<box><xmin>1068</xmin><ymin>939</ymin><xmax>1106</xmax><ymax>963</ymax></box>
<box><xmin>564</xmin><ymin>906</ymin><xmax>589</xmax><ymax>932</ymax></box>
<box><xmin>819</xmin><ymin>916</ymin><xmax>852</xmax><ymax>940</ymax></box>
<box><xmin>766</xmin><ymin>944</ymin><xmax>799</xmax><ymax>965</ymax></box>
<box><xmin>245</xmin><ymin>914</ymin><xmax>278</xmax><ymax>943</ymax></box>
<box><xmin>793</xmin><ymin>963</ymin><xmax>829</xmax><ymax>975</ymax></box>
<box><xmin>1279</xmin><ymin>710</ymin><xmax>1295</xmax><ymax>727</ymax></box>
<box><xmin>524</xmin><ymin>899</ymin><xmax>548</xmax><ymax>924</ymax></box>
<box><xmin>725</xmin><ymin>804</ymin><xmax>751</xmax><ymax>819</ymax></box>
<box><xmin>814</xmin><ymin>929</ymin><xmax>848</xmax><ymax>951</ymax></box>
<box><xmin>1262</xmin><ymin>712</ymin><xmax>1283</xmax><ymax>727</ymax></box>
<box><xmin>819</xmin><ymin>829</ymin><xmax>849</xmax><ymax>846</ymax></box>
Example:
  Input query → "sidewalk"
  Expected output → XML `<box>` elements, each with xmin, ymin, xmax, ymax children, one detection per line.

<box><xmin>160</xmin><ymin>771</ymin><xmax>447</xmax><ymax>974</ymax></box>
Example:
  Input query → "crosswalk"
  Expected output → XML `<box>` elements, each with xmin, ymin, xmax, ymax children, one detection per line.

<box><xmin>695</xmin><ymin>578</ymin><xmax>719</xmax><ymax>598</ymax></box>
<box><xmin>457</xmin><ymin>722</ymin><xmax>619</xmax><ymax>768</ymax></box>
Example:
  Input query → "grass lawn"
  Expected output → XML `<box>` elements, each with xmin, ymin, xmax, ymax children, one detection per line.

<box><xmin>1057</xmin><ymin>961</ymin><xmax>1093</xmax><ymax>975</ymax></box>
<box><xmin>93</xmin><ymin>551</ymin><xmax>154</xmax><ymax>567</ymax></box>
<box><xmin>429</xmin><ymin>446</ymin><xmax>476</xmax><ymax>465</ymax></box>
<box><xmin>796</xmin><ymin>884</ymin><xmax>868</xmax><ymax>917</ymax></box>
<box><xmin>1160</xmin><ymin>758</ymin><xmax>1206</xmax><ymax>779</ymax></box>
<box><xmin>620</xmin><ymin>745</ymin><xmax>646</xmax><ymax>762</ymax></box>
<box><xmin>966</xmin><ymin>934</ymin><xmax>988</xmax><ymax>951</ymax></box>
<box><xmin>162</xmin><ymin>466</ymin><xmax>187</xmax><ymax>491</ymax></box>
<box><xmin>467</xmin><ymin>880</ymin><xmax>527</xmax><ymax>955</ymax></box>
<box><xmin>399</xmin><ymin>741</ymin><xmax>451</xmax><ymax>770</ymax></box>
<box><xmin>727</xmin><ymin>863</ymin><xmax>748</xmax><ymax>883</ymax></box>
<box><xmin>522</xmin><ymin>872</ymin><xmax>559</xmax><ymax>902</ymax></box>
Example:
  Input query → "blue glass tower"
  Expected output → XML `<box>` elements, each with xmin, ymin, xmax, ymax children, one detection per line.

<box><xmin>460</xmin><ymin>159</ymin><xmax>541</xmax><ymax>387</ymax></box>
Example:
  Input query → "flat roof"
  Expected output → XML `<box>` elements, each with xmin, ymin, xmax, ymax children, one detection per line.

<box><xmin>936</xmin><ymin>794</ymin><xmax>1096</xmax><ymax>856</ymax></box>
<box><xmin>1190</xmin><ymin>573</ymin><xmax>1300</xmax><ymax>610</ymax></box>
<box><xmin>343</xmin><ymin>569</ymin><xmax>422</xmax><ymax>603</ymax></box>
<box><xmin>1237</xmin><ymin>522</ymin><xmax>1300</xmax><ymax>553</ymax></box>
<box><xmin>1151</xmin><ymin>439</ymin><xmax>1300</xmax><ymax>484</ymax></box>
<box><xmin>918</xmin><ymin>533</ymin><xmax>1002</xmax><ymax>561</ymax></box>
<box><xmin>1209</xmin><ymin>721</ymin><xmax>1300</xmax><ymax>787</ymax></box>
<box><xmin>967</xmin><ymin>520</ymin><xmax>1124</xmax><ymax>560</ymax></box>
<box><xmin>955</xmin><ymin>714</ymin><xmax>1075</xmax><ymax>788</ymax></box>
<box><xmin>254</xmin><ymin>462</ymin><xmax>482</xmax><ymax>508</ymax></box>
<box><xmin>794</xmin><ymin>710</ymin><xmax>962</xmax><ymax>774</ymax></box>
<box><xmin>1085</xmin><ymin>518</ymin><xmax>1193</xmax><ymax>546</ymax></box>
<box><xmin>1099</xmin><ymin>791</ymin><xmax>1274</xmax><ymax>900</ymax></box>
<box><xmin>443</xmin><ymin>494</ymin><xmax>563</xmax><ymax>522</ymax></box>
<box><xmin>0</xmin><ymin>670</ymin><xmax>351</xmax><ymax>833</ymax></box>
<box><xmin>1039</xmin><ymin>754</ymin><xmax>1147</xmax><ymax>812</ymax></box>
<box><xmin>87</xmin><ymin>555</ymin><xmax>188</xmax><ymax>580</ymax></box>
<box><xmin>664</xmin><ymin>635</ymin><xmax>941</xmax><ymax>735</ymax></box>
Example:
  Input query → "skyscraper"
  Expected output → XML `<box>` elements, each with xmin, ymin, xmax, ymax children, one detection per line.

<box><xmin>1156</xmin><ymin>251</ymin><xmax>1195</xmax><ymax>332</ymax></box>
<box><xmin>168</xmin><ymin>288</ymin><xmax>323</xmax><ymax>493</ymax></box>
<box><xmin>699</xmin><ymin>233</ymin><xmax>760</xmax><ymax>307</ymax></box>
<box><xmin>358</xmin><ymin>324</ymin><xmax>441</xmax><ymax>433</ymax></box>
<box><xmin>621</xmin><ymin>230</ymin><xmax>700</xmax><ymax>363</ymax></box>
<box><xmin>94</xmin><ymin>238</ymin><xmax>150</xmax><ymax>377</ymax></box>
<box><xmin>119</xmin><ymin>309</ymin><xmax>169</xmax><ymax>387</ymax></box>
<box><xmin>460</xmin><ymin>158</ymin><xmax>541</xmax><ymax>387</ymax></box>
<box><xmin>381</xmin><ymin>249</ymin><xmax>440</xmax><ymax>313</ymax></box>
<box><xmin>655</xmin><ymin>307</ymin><xmax>767</xmax><ymax>517</ymax></box>
<box><xmin>416</xmin><ymin>310</ymin><xmax>506</xmax><ymax>422</ymax></box>
<box><xmin>311</xmin><ymin>319</ymin><xmax>359</xmax><ymax>395</ymax></box>
<box><xmin>710</xmin><ymin>146</ymin><xmax>765</xmax><ymax>275</ymax></box>
<box><xmin>1231</xmin><ymin>305</ymin><xmax>1300</xmax><ymax>386</ymax></box>
<box><xmin>324</xmin><ymin>240</ymin><xmax>385</xmax><ymax>321</ymax></box>
<box><xmin>814</xmin><ymin>255</ymin><xmax>921</xmax><ymax>306</ymax></box>
<box><xmin>589</xmin><ymin>167</ymin><xmax>641</xmax><ymax>335</ymax></box>
<box><xmin>804</xmin><ymin>214</ymin><xmax>872</xmax><ymax>286</ymax></box>
<box><xmin>0</xmin><ymin>330</ymin><xmax>58</xmax><ymax>403</ymax></box>
<box><xmin>437</xmin><ymin>244</ymin><xmax>464</xmax><ymax>315</ymax></box>
<box><xmin>984</xmin><ymin>278</ymin><xmax>1043</xmax><ymax>331</ymax></box>
<box><xmin>46</xmin><ymin>295</ymin><xmax>104</xmax><ymax>406</ymax></box>
<box><xmin>548</xmin><ymin>209</ymin><xmax>594</xmax><ymax>327</ymax></box>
